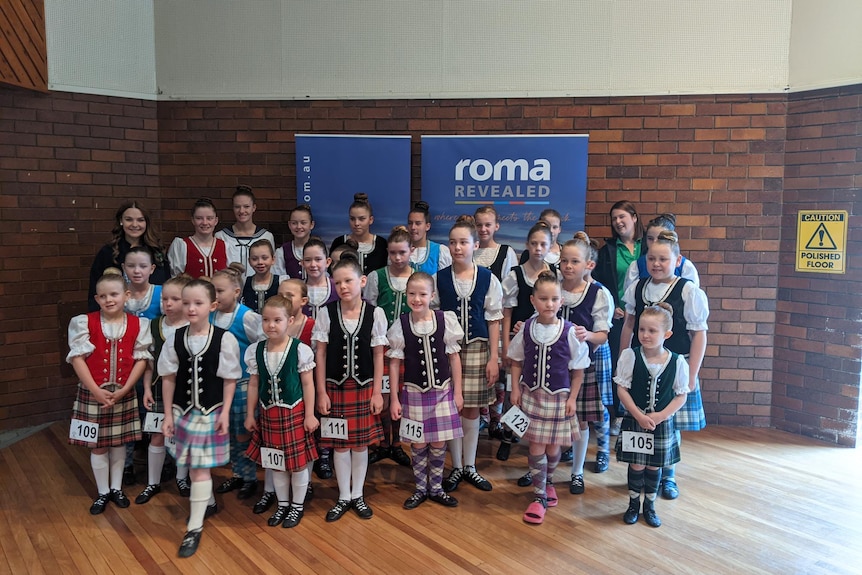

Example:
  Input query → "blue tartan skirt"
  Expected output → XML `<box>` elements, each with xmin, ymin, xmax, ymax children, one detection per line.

<box><xmin>673</xmin><ymin>380</ymin><xmax>706</xmax><ymax>431</ymax></box>
<box><xmin>169</xmin><ymin>406</ymin><xmax>230</xmax><ymax>469</ymax></box>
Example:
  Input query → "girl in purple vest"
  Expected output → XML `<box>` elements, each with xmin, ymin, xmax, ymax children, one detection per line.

<box><xmin>388</xmin><ymin>272</ymin><xmax>464</xmax><ymax>509</ymax></box>
<box><xmin>160</xmin><ymin>278</ymin><xmax>242</xmax><ymax>557</ymax></box>
<box><xmin>276</xmin><ymin>203</ymin><xmax>315</xmax><ymax>280</ymax></box>
<box><xmin>245</xmin><ymin>295</ymin><xmax>318</xmax><ymax>529</ymax></box>
<box><xmin>330</xmin><ymin>193</ymin><xmax>389</xmax><ymax>275</ymax></box>
<box><xmin>615</xmin><ymin>303</ymin><xmax>689</xmax><ymax>528</ymax></box>
<box><xmin>242</xmin><ymin>240</ymin><xmax>289</xmax><ymax>313</ymax></box>
<box><xmin>364</xmin><ymin>225</ymin><xmax>415</xmax><ymax>467</ymax></box>
<box><xmin>623</xmin><ymin>213</ymin><xmax>700</xmax><ymax>294</ymax></box>
<box><xmin>435</xmin><ymin>215</ymin><xmax>503</xmax><ymax>493</ymax></box>
<box><xmin>168</xmin><ymin>198</ymin><xmax>228</xmax><ymax>279</ymax></box>
<box><xmin>473</xmin><ymin>205</ymin><xmax>518</xmax><ymax>439</ymax></box>
<box><xmin>620</xmin><ymin>230</ymin><xmax>708</xmax><ymax>501</ymax></box>
<box><xmin>136</xmin><ymin>273</ymin><xmax>191</xmax><ymax>505</ymax></box>
<box><xmin>302</xmin><ymin>237</ymin><xmax>339</xmax><ymax>320</ymax></box>
<box><xmin>210</xmin><ymin>263</ymin><xmax>265</xmax><ymax>500</ymax></box>
<box><xmin>68</xmin><ymin>269</ymin><xmax>152</xmax><ymax>515</ymax></box>
<box><xmin>407</xmin><ymin>200</ymin><xmax>451</xmax><ymax>274</ymax></box>
<box><xmin>508</xmin><ymin>271</ymin><xmax>590</xmax><ymax>524</ymax></box>
<box><xmin>313</xmin><ymin>252</ymin><xmax>387</xmax><ymax>522</ymax></box>
<box><xmin>499</xmin><ymin>221</ymin><xmax>556</xmax><ymax>461</ymax></box>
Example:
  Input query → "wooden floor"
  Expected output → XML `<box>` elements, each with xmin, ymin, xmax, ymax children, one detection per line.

<box><xmin>1</xmin><ymin>424</ymin><xmax>860</xmax><ymax>575</ymax></box>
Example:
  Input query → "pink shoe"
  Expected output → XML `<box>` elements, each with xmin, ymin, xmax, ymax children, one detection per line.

<box><xmin>546</xmin><ymin>484</ymin><xmax>558</xmax><ymax>507</ymax></box>
<box><xmin>523</xmin><ymin>499</ymin><xmax>547</xmax><ymax>524</ymax></box>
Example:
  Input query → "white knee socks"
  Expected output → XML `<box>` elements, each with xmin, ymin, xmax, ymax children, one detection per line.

<box><xmin>147</xmin><ymin>444</ymin><xmax>166</xmax><ymax>486</ymax></box>
<box><xmin>91</xmin><ymin>451</ymin><xmax>110</xmax><ymax>495</ymax></box>
<box><xmin>333</xmin><ymin>450</ymin><xmax>352</xmax><ymax>501</ymax></box>
<box><xmin>109</xmin><ymin>445</ymin><xmax>126</xmax><ymax>491</ymax></box>
<box><xmin>272</xmin><ymin>470</ymin><xmax>290</xmax><ymax>507</ymax></box>
<box><xmin>462</xmin><ymin>417</ymin><xmax>480</xmax><ymax>468</ymax></box>
<box><xmin>572</xmin><ymin>426</ymin><xmax>590</xmax><ymax>476</ymax></box>
<box><xmin>187</xmin><ymin>478</ymin><xmax>212</xmax><ymax>532</ymax></box>
<box><xmin>291</xmin><ymin>467</ymin><xmax>310</xmax><ymax>507</ymax></box>
<box><xmin>350</xmin><ymin>449</ymin><xmax>368</xmax><ymax>500</ymax></box>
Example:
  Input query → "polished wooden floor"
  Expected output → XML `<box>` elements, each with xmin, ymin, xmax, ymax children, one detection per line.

<box><xmin>0</xmin><ymin>423</ymin><xmax>859</xmax><ymax>575</ymax></box>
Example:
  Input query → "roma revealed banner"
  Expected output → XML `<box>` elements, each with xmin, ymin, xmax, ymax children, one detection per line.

<box><xmin>295</xmin><ymin>134</ymin><xmax>411</xmax><ymax>244</ymax></box>
<box><xmin>421</xmin><ymin>135</ymin><xmax>589</xmax><ymax>246</ymax></box>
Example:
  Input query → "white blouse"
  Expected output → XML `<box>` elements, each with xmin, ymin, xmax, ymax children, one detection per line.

<box><xmin>168</xmin><ymin>236</ymin><xmax>218</xmax><ymax>277</ymax></box>
<box><xmin>386</xmin><ymin>311</ymin><xmax>464</xmax><ymax>359</ymax></box>
<box><xmin>215</xmin><ymin>227</ymin><xmax>276</xmax><ymax>278</ymax></box>
<box><xmin>66</xmin><ymin>314</ymin><xmax>153</xmax><ymax>363</ymax></box>
<box><xmin>501</xmin><ymin>266</ymin><xmax>560</xmax><ymax>309</ymax></box>
<box><xmin>562</xmin><ymin>282</ymin><xmax>614</xmax><ymax>333</ymax></box>
<box><xmin>506</xmin><ymin>319</ymin><xmax>590</xmax><ymax>370</ymax></box>
<box><xmin>150</xmin><ymin>318</ymin><xmax>189</xmax><ymax>354</ymax></box>
<box><xmin>157</xmin><ymin>329</ymin><xmax>242</xmax><ymax>380</ymax></box>
<box><xmin>212</xmin><ymin>307</ymin><xmax>265</xmax><ymax>343</ymax></box>
<box><xmin>623</xmin><ymin>278</ymin><xmax>709</xmax><ymax>332</ymax></box>
<box><xmin>244</xmin><ymin>339</ymin><xmax>315</xmax><ymax>375</ymax></box>
<box><xmin>431</xmin><ymin>268</ymin><xmax>504</xmax><ymax>322</ymax></box>
<box><xmin>614</xmin><ymin>347</ymin><xmax>689</xmax><ymax>396</ymax></box>
<box><xmin>474</xmin><ymin>245</ymin><xmax>518</xmax><ymax>280</ymax></box>
<box><xmin>311</xmin><ymin>304</ymin><xmax>389</xmax><ymax>347</ymax></box>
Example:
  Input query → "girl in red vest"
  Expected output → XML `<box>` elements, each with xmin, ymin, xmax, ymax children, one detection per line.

<box><xmin>168</xmin><ymin>198</ymin><xmax>228</xmax><ymax>279</ymax></box>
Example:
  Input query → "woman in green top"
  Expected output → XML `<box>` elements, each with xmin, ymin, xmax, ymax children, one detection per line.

<box><xmin>593</xmin><ymin>200</ymin><xmax>643</xmax><ymax>423</ymax></box>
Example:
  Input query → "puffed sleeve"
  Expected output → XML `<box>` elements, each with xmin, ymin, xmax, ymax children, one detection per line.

<box><xmin>364</xmin><ymin>270</ymin><xmax>381</xmax><ymax>305</ymax></box>
<box><xmin>245</xmin><ymin>341</ymin><xmax>262</xmax><ymax>375</ymax></box>
<box><xmin>430</xmin><ymin>274</ymin><xmax>441</xmax><ymax>310</ymax></box>
<box><xmin>442</xmin><ymin>311</ymin><xmax>464</xmax><ymax>354</ymax></box>
<box><xmin>591</xmin><ymin>285</ymin><xmax>613</xmax><ymax>333</ymax></box>
<box><xmin>484</xmin><ymin>274</ymin><xmax>504</xmax><ymax>321</ymax></box>
<box><xmin>502</xmin><ymin>247</ymin><xmax>518</xmax><ymax>281</ymax></box>
<box><xmin>681</xmin><ymin>258</ymin><xmax>700</xmax><ymax>287</ymax></box>
<box><xmin>673</xmin><ymin>354</ymin><xmax>690</xmax><ymax>395</ymax></box>
<box><xmin>567</xmin><ymin>327</ymin><xmax>591</xmax><ymax>370</ymax></box>
<box><xmin>682</xmin><ymin>284</ymin><xmax>709</xmax><ymax>332</ymax></box>
<box><xmin>244</xmin><ymin>310</ymin><xmax>265</xmax><ymax>343</ymax></box>
<box><xmin>623</xmin><ymin>260</ymin><xmax>639</xmax><ymax>296</ymax></box>
<box><xmin>613</xmin><ymin>348</ymin><xmax>636</xmax><ymax>389</ymax></box>
<box><xmin>371</xmin><ymin>306</ymin><xmax>389</xmax><ymax>347</ymax></box>
<box><xmin>438</xmin><ymin>245</ymin><xmax>452</xmax><ymax>270</ymax></box>
<box><xmin>297</xmin><ymin>341</ymin><xmax>315</xmax><ymax>372</ymax></box>
<box><xmin>274</xmin><ymin>247</ymin><xmax>287</xmax><ymax>276</ymax></box>
<box><xmin>262</xmin><ymin>230</ymin><xmax>276</xmax><ymax>252</ymax></box>
<box><xmin>311</xmin><ymin>306</ymin><xmax>331</xmax><ymax>344</ymax></box>
<box><xmin>158</xmin><ymin>331</ymin><xmax>179</xmax><ymax>377</ymax></box>
<box><xmin>507</xmin><ymin>328</ymin><xmax>526</xmax><ymax>362</ymax></box>
<box><xmin>134</xmin><ymin>318</ymin><xmax>154</xmax><ymax>361</ymax></box>
<box><xmin>623</xmin><ymin>281</ymin><xmax>638</xmax><ymax>315</ymax></box>
<box><xmin>66</xmin><ymin>314</ymin><xmax>94</xmax><ymax>361</ymax></box>
<box><xmin>168</xmin><ymin>237</ymin><xmax>186</xmax><ymax>277</ymax></box>
<box><xmin>501</xmin><ymin>269</ymin><xmax>519</xmax><ymax>309</ymax></box>
<box><xmin>218</xmin><ymin>332</ymin><xmax>243</xmax><ymax>380</ymax></box>
<box><xmin>385</xmin><ymin>319</ymin><xmax>406</xmax><ymax>359</ymax></box>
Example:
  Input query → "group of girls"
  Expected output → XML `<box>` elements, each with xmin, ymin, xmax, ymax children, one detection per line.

<box><xmin>72</xmin><ymin>189</ymin><xmax>708</xmax><ymax>559</ymax></box>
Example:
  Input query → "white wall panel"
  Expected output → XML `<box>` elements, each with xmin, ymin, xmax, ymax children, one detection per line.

<box><xmin>789</xmin><ymin>0</ymin><xmax>862</xmax><ymax>92</ymax></box>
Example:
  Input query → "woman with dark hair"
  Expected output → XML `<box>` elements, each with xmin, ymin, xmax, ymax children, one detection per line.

<box><xmin>88</xmin><ymin>201</ymin><xmax>170</xmax><ymax>312</ymax></box>
<box><xmin>592</xmin><ymin>200</ymin><xmax>643</xmax><ymax>431</ymax></box>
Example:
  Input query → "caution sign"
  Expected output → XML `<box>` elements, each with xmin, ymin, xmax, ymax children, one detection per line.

<box><xmin>796</xmin><ymin>210</ymin><xmax>847</xmax><ymax>274</ymax></box>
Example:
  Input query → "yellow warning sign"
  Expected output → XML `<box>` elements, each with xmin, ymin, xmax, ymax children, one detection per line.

<box><xmin>796</xmin><ymin>210</ymin><xmax>847</xmax><ymax>274</ymax></box>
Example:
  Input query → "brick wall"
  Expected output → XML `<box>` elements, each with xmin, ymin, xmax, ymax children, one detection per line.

<box><xmin>774</xmin><ymin>85</ymin><xmax>862</xmax><ymax>446</ymax></box>
<box><xmin>1</xmin><ymin>87</ymin><xmax>859</xmax><ymax>445</ymax></box>
<box><xmin>0</xmin><ymin>89</ymin><xmax>159</xmax><ymax>428</ymax></box>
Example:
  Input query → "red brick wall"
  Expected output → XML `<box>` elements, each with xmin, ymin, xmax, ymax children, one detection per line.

<box><xmin>0</xmin><ymin>89</ymin><xmax>159</xmax><ymax>428</ymax></box>
<box><xmin>774</xmin><ymin>85</ymin><xmax>862</xmax><ymax>446</ymax></box>
<box><xmin>1</xmin><ymin>87</ymin><xmax>859</xmax><ymax>445</ymax></box>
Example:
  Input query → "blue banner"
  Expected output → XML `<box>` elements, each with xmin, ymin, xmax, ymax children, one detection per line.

<box><xmin>421</xmin><ymin>135</ymin><xmax>589</xmax><ymax>246</ymax></box>
<box><xmin>295</xmin><ymin>134</ymin><xmax>411</xmax><ymax>245</ymax></box>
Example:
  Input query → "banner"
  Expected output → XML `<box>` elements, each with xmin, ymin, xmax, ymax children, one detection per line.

<box><xmin>420</xmin><ymin>135</ymin><xmax>589</xmax><ymax>246</ymax></box>
<box><xmin>295</xmin><ymin>134</ymin><xmax>411</xmax><ymax>245</ymax></box>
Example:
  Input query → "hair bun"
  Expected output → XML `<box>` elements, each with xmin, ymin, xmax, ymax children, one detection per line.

<box><xmin>455</xmin><ymin>214</ymin><xmax>475</xmax><ymax>226</ymax></box>
<box><xmin>391</xmin><ymin>224</ymin><xmax>409</xmax><ymax>234</ymax></box>
<box><xmin>414</xmin><ymin>200</ymin><xmax>430</xmax><ymax>211</ymax></box>
<box><xmin>572</xmin><ymin>231</ymin><xmax>590</xmax><ymax>243</ymax></box>
<box><xmin>103</xmin><ymin>267</ymin><xmax>123</xmax><ymax>277</ymax></box>
<box><xmin>656</xmin><ymin>229</ymin><xmax>679</xmax><ymax>243</ymax></box>
<box><xmin>353</xmin><ymin>193</ymin><xmax>369</xmax><ymax>203</ymax></box>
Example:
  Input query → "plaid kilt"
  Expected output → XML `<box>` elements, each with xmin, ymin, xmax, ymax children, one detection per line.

<box><xmin>168</xmin><ymin>406</ymin><xmax>230</xmax><ymax>469</ymax></box>
<box><xmin>673</xmin><ymin>380</ymin><xmax>706</xmax><ymax>431</ymax></box>
<box><xmin>320</xmin><ymin>379</ymin><xmax>384</xmax><ymax>449</ymax></box>
<box><xmin>519</xmin><ymin>385</ymin><xmax>577</xmax><ymax>447</ymax></box>
<box><xmin>70</xmin><ymin>383</ymin><xmax>142</xmax><ymax>448</ymax></box>
<box><xmin>615</xmin><ymin>416</ymin><xmax>680</xmax><ymax>468</ymax></box>
<box><xmin>247</xmin><ymin>402</ymin><xmax>318</xmax><ymax>472</ymax></box>
<box><xmin>594</xmin><ymin>342</ymin><xmax>614</xmax><ymax>406</ymax></box>
<box><xmin>399</xmin><ymin>385</ymin><xmax>464</xmax><ymax>443</ymax></box>
<box><xmin>461</xmin><ymin>340</ymin><xmax>494</xmax><ymax>408</ymax></box>
<box><xmin>230</xmin><ymin>378</ymin><xmax>251</xmax><ymax>437</ymax></box>
<box><xmin>576</xmin><ymin>367</ymin><xmax>604</xmax><ymax>423</ymax></box>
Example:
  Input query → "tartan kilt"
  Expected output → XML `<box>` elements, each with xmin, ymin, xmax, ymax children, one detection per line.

<box><xmin>576</xmin><ymin>367</ymin><xmax>604</xmax><ymax>423</ymax></box>
<box><xmin>70</xmin><ymin>383</ymin><xmax>141</xmax><ymax>448</ymax></box>
<box><xmin>168</xmin><ymin>406</ymin><xmax>230</xmax><ymax>469</ymax></box>
<box><xmin>230</xmin><ymin>378</ymin><xmax>251</xmax><ymax>437</ymax></box>
<box><xmin>615</xmin><ymin>416</ymin><xmax>680</xmax><ymax>468</ymax></box>
<box><xmin>673</xmin><ymin>380</ymin><xmax>706</xmax><ymax>431</ymax></box>
<box><xmin>399</xmin><ymin>384</ymin><xmax>464</xmax><ymax>444</ymax></box>
<box><xmin>519</xmin><ymin>384</ymin><xmax>577</xmax><ymax>447</ymax></box>
<box><xmin>461</xmin><ymin>340</ymin><xmax>494</xmax><ymax>408</ymax></box>
<box><xmin>594</xmin><ymin>342</ymin><xmax>614</xmax><ymax>406</ymax></box>
<box><xmin>320</xmin><ymin>379</ymin><xmax>384</xmax><ymax>449</ymax></box>
<box><xmin>247</xmin><ymin>402</ymin><xmax>318</xmax><ymax>472</ymax></box>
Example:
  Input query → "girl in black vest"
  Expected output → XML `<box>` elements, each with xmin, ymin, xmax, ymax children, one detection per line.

<box><xmin>242</xmin><ymin>240</ymin><xmax>289</xmax><ymax>313</ymax></box>
<box><xmin>160</xmin><ymin>279</ymin><xmax>242</xmax><ymax>558</ymax></box>
<box><xmin>329</xmin><ymin>193</ymin><xmax>389</xmax><ymax>275</ymax></box>
<box><xmin>312</xmin><ymin>252</ymin><xmax>387</xmax><ymax>522</ymax></box>
<box><xmin>615</xmin><ymin>303</ymin><xmax>689</xmax><ymax>528</ymax></box>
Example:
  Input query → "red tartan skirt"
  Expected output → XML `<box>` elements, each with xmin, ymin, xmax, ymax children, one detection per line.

<box><xmin>70</xmin><ymin>382</ymin><xmax>141</xmax><ymax>448</ymax></box>
<box><xmin>319</xmin><ymin>379</ymin><xmax>383</xmax><ymax>449</ymax></box>
<box><xmin>246</xmin><ymin>401</ymin><xmax>318</xmax><ymax>472</ymax></box>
